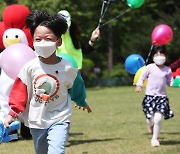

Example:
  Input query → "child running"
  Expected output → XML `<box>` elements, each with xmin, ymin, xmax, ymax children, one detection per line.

<box><xmin>4</xmin><ymin>10</ymin><xmax>92</xmax><ymax>154</ymax></box>
<box><xmin>135</xmin><ymin>45</ymin><xmax>174</xmax><ymax>147</ymax></box>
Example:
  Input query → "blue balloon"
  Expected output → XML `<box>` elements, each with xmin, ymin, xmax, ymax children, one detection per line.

<box><xmin>56</xmin><ymin>53</ymin><xmax>78</xmax><ymax>68</ymax></box>
<box><xmin>125</xmin><ymin>54</ymin><xmax>145</xmax><ymax>74</ymax></box>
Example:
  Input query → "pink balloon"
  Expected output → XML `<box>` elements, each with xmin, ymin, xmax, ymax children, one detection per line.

<box><xmin>151</xmin><ymin>24</ymin><xmax>173</xmax><ymax>45</ymax></box>
<box><xmin>1</xmin><ymin>43</ymin><xmax>36</xmax><ymax>79</ymax></box>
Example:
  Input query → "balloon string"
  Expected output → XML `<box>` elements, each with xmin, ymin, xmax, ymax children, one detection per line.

<box><xmin>99</xmin><ymin>8</ymin><xmax>131</xmax><ymax>28</ymax></box>
<box><xmin>145</xmin><ymin>44</ymin><xmax>154</xmax><ymax>65</ymax></box>
<box><xmin>98</xmin><ymin>0</ymin><xmax>113</xmax><ymax>28</ymax></box>
<box><xmin>100</xmin><ymin>0</ymin><xmax>112</xmax><ymax>22</ymax></box>
<box><xmin>98</xmin><ymin>0</ymin><xmax>107</xmax><ymax>28</ymax></box>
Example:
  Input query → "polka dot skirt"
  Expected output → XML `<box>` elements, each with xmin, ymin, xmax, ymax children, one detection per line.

<box><xmin>142</xmin><ymin>95</ymin><xmax>174</xmax><ymax>120</ymax></box>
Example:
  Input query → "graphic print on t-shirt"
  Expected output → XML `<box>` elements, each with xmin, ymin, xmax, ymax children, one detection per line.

<box><xmin>33</xmin><ymin>74</ymin><xmax>60</xmax><ymax>103</ymax></box>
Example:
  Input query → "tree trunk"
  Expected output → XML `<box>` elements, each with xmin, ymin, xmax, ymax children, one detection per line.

<box><xmin>108</xmin><ymin>24</ymin><xmax>113</xmax><ymax>72</ymax></box>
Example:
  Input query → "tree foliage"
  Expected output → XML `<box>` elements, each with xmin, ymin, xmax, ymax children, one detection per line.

<box><xmin>0</xmin><ymin>0</ymin><xmax>180</xmax><ymax>75</ymax></box>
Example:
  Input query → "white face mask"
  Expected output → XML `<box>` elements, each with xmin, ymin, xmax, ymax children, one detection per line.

<box><xmin>34</xmin><ymin>40</ymin><xmax>57</xmax><ymax>58</ymax></box>
<box><xmin>153</xmin><ymin>56</ymin><xmax>166</xmax><ymax>65</ymax></box>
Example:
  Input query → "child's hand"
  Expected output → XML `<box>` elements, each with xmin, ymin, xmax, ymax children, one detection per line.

<box><xmin>135</xmin><ymin>86</ymin><xmax>142</xmax><ymax>92</ymax></box>
<box><xmin>91</xmin><ymin>28</ymin><xmax>100</xmax><ymax>42</ymax></box>
<box><xmin>4</xmin><ymin>115</ymin><xmax>15</xmax><ymax>128</ymax></box>
<box><xmin>75</xmin><ymin>104</ymin><xmax>92</xmax><ymax>113</ymax></box>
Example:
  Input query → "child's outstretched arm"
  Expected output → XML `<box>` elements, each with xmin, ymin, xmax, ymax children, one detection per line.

<box><xmin>166</xmin><ymin>68</ymin><xmax>174</xmax><ymax>86</ymax></box>
<box><xmin>135</xmin><ymin>65</ymin><xmax>149</xmax><ymax>92</ymax></box>
<box><xmin>68</xmin><ymin>71</ymin><xmax>92</xmax><ymax>113</ymax></box>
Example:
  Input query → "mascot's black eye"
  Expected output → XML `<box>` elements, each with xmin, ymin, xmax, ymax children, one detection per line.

<box><xmin>6</xmin><ymin>35</ymin><xmax>8</xmax><ymax>38</ymax></box>
<box><xmin>15</xmin><ymin>35</ymin><xmax>19</xmax><ymax>38</ymax></box>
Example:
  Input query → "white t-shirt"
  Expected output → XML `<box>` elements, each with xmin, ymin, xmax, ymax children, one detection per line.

<box><xmin>8</xmin><ymin>57</ymin><xmax>87</xmax><ymax>129</ymax></box>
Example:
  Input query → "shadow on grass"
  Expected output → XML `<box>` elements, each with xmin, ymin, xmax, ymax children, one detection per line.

<box><xmin>143</xmin><ymin>131</ymin><xmax>180</xmax><ymax>146</ymax></box>
<box><xmin>69</xmin><ymin>132</ymin><xmax>84</xmax><ymax>137</ymax></box>
<box><xmin>161</xmin><ymin>140</ymin><xmax>180</xmax><ymax>145</ymax></box>
<box><xmin>143</xmin><ymin>131</ymin><xmax>180</xmax><ymax>136</ymax></box>
<box><xmin>18</xmin><ymin>136</ymin><xmax>32</xmax><ymax>141</ymax></box>
<box><xmin>160</xmin><ymin>132</ymin><xmax>180</xmax><ymax>135</ymax></box>
<box><xmin>66</xmin><ymin>137</ymin><xmax>121</xmax><ymax>147</ymax></box>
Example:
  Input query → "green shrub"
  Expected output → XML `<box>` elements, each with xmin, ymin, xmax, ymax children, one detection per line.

<box><xmin>82</xmin><ymin>63</ymin><xmax>133</xmax><ymax>87</ymax></box>
<box><xmin>82</xmin><ymin>58</ymin><xmax>95</xmax><ymax>70</ymax></box>
<box><xmin>102</xmin><ymin>63</ymin><xmax>129</xmax><ymax>78</ymax></box>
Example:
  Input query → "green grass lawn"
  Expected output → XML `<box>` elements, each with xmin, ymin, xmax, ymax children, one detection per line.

<box><xmin>0</xmin><ymin>86</ymin><xmax>179</xmax><ymax>154</ymax></box>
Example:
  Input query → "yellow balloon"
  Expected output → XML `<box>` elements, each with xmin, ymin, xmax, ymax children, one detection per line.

<box><xmin>133</xmin><ymin>66</ymin><xmax>147</xmax><ymax>86</ymax></box>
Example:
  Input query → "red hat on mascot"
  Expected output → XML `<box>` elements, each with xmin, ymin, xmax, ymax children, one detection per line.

<box><xmin>0</xmin><ymin>4</ymin><xmax>33</xmax><ymax>49</ymax></box>
<box><xmin>2</xmin><ymin>4</ymin><xmax>30</xmax><ymax>29</ymax></box>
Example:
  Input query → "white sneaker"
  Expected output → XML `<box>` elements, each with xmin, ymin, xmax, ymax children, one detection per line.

<box><xmin>151</xmin><ymin>139</ymin><xmax>160</xmax><ymax>147</ymax></box>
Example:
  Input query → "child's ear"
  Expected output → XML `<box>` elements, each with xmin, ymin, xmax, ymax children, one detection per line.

<box><xmin>56</xmin><ymin>38</ymin><xmax>62</xmax><ymax>47</ymax></box>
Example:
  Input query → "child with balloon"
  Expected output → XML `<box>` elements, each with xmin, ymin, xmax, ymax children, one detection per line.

<box><xmin>4</xmin><ymin>10</ymin><xmax>92</xmax><ymax>154</ymax></box>
<box><xmin>135</xmin><ymin>45</ymin><xmax>174</xmax><ymax>147</ymax></box>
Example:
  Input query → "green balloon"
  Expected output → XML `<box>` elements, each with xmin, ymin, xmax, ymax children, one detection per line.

<box><xmin>172</xmin><ymin>78</ymin><xmax>180</xmax><ymax>87</ymax></box>
<box><xmin>127</xmin><ymin>0</ymin><xmax>144</xmax><ymax>8</ymax></box>
<box><xmin>56</xmin><ymin>53</ymin><xmax>78</xmax><ymax>68</ymax></box>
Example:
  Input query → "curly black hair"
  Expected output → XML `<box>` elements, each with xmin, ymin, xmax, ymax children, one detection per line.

<box><xmin>26</xmin><ymin>10</ymin><xmax>68</xmax><ymax>38</ymax></box>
